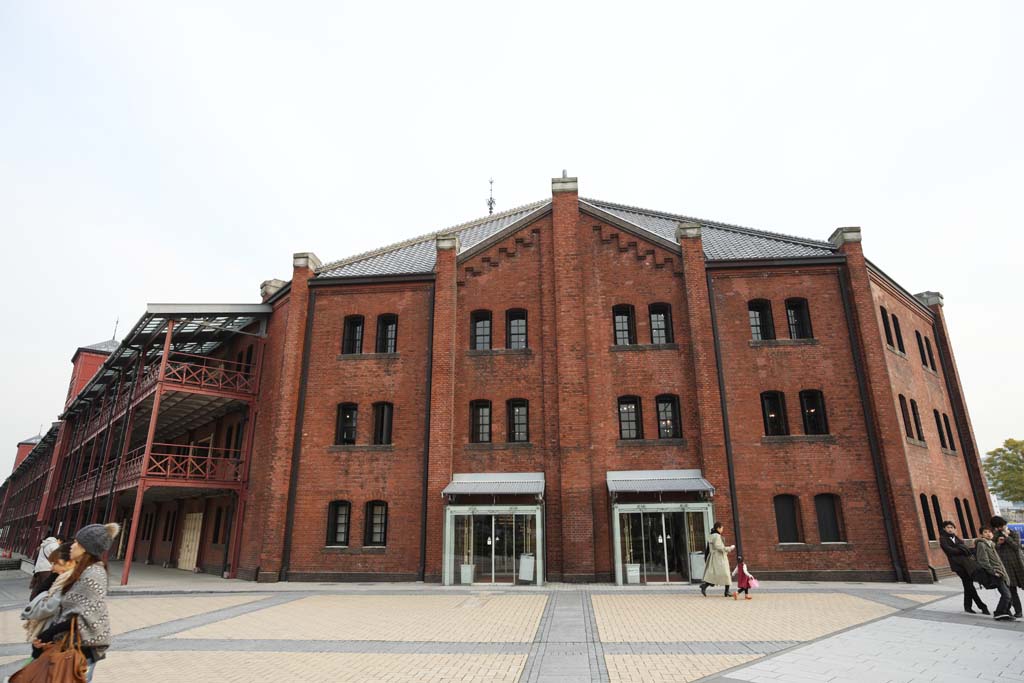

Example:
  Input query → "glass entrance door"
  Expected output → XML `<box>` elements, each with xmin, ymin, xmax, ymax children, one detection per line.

<box><xmin>616</xmin><ymin>506</ymin><xmax>709</xmax><ymax>584</ymax></box>
<box><xmin>450</xmin><ymin>512</ymin><xmax>539</xmax><ymax>585</ymax></box>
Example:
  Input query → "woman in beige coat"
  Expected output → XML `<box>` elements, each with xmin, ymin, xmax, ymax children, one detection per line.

<box><xmin>700</xmin><ymin>522</ymin><xmax>735</xmax><ymax>597</ymax></box>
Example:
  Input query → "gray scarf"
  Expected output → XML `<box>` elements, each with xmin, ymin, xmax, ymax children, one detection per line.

<box><xmin>57</xmin><ymin>563</ymin><xmax>112</xmax><ymax>660</ymax></box>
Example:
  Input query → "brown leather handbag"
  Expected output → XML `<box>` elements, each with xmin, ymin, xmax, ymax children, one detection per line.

<box><xmin>10</xmin><ymin>617</ymin><xmax>89</xmax><ymax>683</ymax></box>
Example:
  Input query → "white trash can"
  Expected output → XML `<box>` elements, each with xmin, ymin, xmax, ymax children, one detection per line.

<box><xmin>518</xmin><ymin>553</ymin><xmax>535</xmax><ymax>583</ymax></box>
<box><xmin>626</xmin><ymin>563</ymin><xmax>641</xmax><ymax>584</ymax></box>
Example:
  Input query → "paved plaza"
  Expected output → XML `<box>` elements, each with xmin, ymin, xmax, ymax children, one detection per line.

<box><xmin>0</xmin><ymin>568</ymin><xmax>1020</xmax><ymax>682</ymax></box>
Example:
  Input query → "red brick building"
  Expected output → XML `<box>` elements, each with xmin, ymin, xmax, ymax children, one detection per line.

<box><xmin>1</xmin><ymin>175</ymin><xmax>989</xmax><ymax>585</ymax></box>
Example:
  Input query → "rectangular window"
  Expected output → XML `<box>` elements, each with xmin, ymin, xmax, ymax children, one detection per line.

<box><xmin>915</xmin><ymin>331</ymin><xmax>928</xmax><ymax>367</ymax></box>
<box><xmin>336</xmin><ymin>404</ymin><xmax>358</xmax><ymax>445</ymax></box>
<box><xmin>328</xmin><ymin>501</ymin><xmax>350</xmax><ymax>546</ymax></box>
<box><xmin>365</xmin><ymin>501</ymin><xmax>388</xmax><ymax>546</ymax></box>
<box><xmin>814</xmin><ymin>494</ymin><xmax>844</xmax><ymax>542</ymax></box>
<box><xmin>507</xmin><ymin>399</ymin><xmax>529</xmax><ymax>442</ymax></box>
<box><xmin>910</xmin><ymin>399</ymin><xmax>924</xmax><ymax>441</ymax></box>
<box><xmin>898</xmin><ymin>395</ymin><xmax>913</xmax><ymax>438</ymax></box>
<box><xmin>470</xmin><ymin>400</ymin><xmax>491</xmax><ymax>443</ymax></box>
<box><xmin>617</xmin><ymin>397</ymin><xmax>643</xmax><ymax>439</ymax></box>
<box><xmin>761</xmin><ymin>391</ymin><xmax>789</xmax><ymax>436</ymax></box>
<box><xmin>880</xmin><ymin>306</ymin><xmax>894</xmax><ymax>347</ymax></box>
<box><xmin>342</xmin><ymin>316</ymin><xmax>364</xmax><ymax>354</ymax></box>
<box><xmin>612</xmin><ymin>305</ymin><xmax>637</xmax><ymax>345</ymax></box>
<box><xmin>649</xmin><ymin>304</ymin><xmax>674</xmax><ymax>344</ymax></box>
<box><xmin>943</xmin><ymin>413</ymin><xmax>956</xmax><ymax>451</ymax></box>
<box><xmin>924</xmin><ymin>337</ymin><xmax>937</xmax><ymax>372</ymax></box>
<box><xmin>774</xmin><ymin>495</ymin><xmax>802</xmax><ymax>543</ymax></box>
<box><xmin>372</xmin><ymin>403</ymin><xmax>393</xmax><ymax>445</ymax></box>
<box><xmin>933</xmin><ymin>410</ymin><xmax>947</xmax><ymax>448</ymax></box>
<box><xmin>471</xmin><ymin>311</ymin><xmax>492</xmax><ymax>350</ymax></box>
<box><xmin>748</xmin><ymin>300</ymin><xmax>775</xmax><ymax>341</ymax></box>
<box><xmin>655</xmin><ymin>395</ymin><xmax>681</xmax><ymax>439</ymax></box>
<box><xmin>506</xmin><ymin>310</ymin><xmax>528</xmax><ymax>349</ymax></box>
<box><xmin>799</xmin><ymin>390</ymin><xmax>829</xmax><ymax>435</ymax></box>
<box><xmin>376</xmin><ymin>315</ymin><xmax>398</xmax><ymax>353</ymax></box>
<box><xmin>891</xmin><ymin>314</ymin><xmax>906</xmax><ymax>353</ymax></box>
<box><xmin>785</xmin><ymin>299</ymin><xmax>813</xmax><ymax>339</ymax></box>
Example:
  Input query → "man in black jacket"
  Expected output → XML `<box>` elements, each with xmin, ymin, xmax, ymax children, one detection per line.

<box><xmin>939</xmin><ymin>520</ymin><xmax>988</xmax><ymax>614</ymax></box>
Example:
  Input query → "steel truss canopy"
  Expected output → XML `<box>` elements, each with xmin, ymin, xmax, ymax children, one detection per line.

<box><xmin>442</xmin><ymin>472</ymin><xmax>546</xmax><ymax>498</ymax></box>
<box><xmin>61</xmin><ymin>303</ymin><xmax>272</xmax><ymax>420</ymax></box>
<box><xmin>606</xmin><ymin>469</ymin><xmax>715</xmax><ymax>495</ymax></box>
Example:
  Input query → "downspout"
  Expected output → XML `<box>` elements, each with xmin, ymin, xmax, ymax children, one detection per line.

<box><xmin>417</xmin><ymin>283</ymin><xmax>436</xmax><ymax>581</ymax></box>
<box><xmin>837</xmin><ymin>269</ymin><xmax>905</xmax><ymax>582</ymax></box>
<box><xmin>279</xmin><ymin>288</ymin><xmax>317</xmax><ymax>580</ymax></box>
<box><xmin>705</xmin><ymin>272</ymin><xmax>743</xmax><ymax>554</ymax></box>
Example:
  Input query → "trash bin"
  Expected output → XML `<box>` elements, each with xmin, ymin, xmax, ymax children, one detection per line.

<box><xmin>460</xmin><ymin>564</ymin><xmax>476</xmax><ymax>584</ymax></box>
<box><xmin>518</xmin><ymin>553</ymin><xmax>535</xmax><ymax>583</ymax></box>
<box><xmin>626</xmin><ymin>563</ymin><xmax>641</xmax><ymax>584</ymax></box>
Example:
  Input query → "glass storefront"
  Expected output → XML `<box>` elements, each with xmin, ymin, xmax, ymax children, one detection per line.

<box><xmin>444</xmin><ymin>505</ymin><xmax>543</xmax><ymax>586</ymax></box>
<box><xmin>612</xmin><ymin>503</ymin><xmax>712</xmax><ymax>585</ymax></box>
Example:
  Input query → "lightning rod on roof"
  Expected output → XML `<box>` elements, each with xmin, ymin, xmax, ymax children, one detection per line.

<box><xmin>487</xmin><ymin>178</ymin><xmax>495</xmax><ymax>216</ymax></box>
<box><xmin>562</xmin><ymin>169</ymin><xmax>567</xmax><ymax>178</ymax></box>
<box><xmin>112</xmin><ymin>317</ymin><xmax>119</xmax><ymax>341</ymax></box>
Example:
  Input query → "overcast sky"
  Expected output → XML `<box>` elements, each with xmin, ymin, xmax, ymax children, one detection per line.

<box><xmin>1</xmin><ymin>2</ymin><xmax>1021</xmax><ymax>475</ymax></box>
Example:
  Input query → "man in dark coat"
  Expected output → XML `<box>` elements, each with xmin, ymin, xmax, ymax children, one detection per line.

<box><xmin>938</xmin><ymin>520</ymin><xmax>988</xmax><ymax>614</ymax></box>
<box><xmin>991</xmin><ymin>515</ymin><xmax>1024</xmax><ymax>618</ymax></box>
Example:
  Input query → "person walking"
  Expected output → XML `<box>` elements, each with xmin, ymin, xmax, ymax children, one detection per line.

<box><xmin>732</xmin><ymin>555</ymin><xmax>756</xmax><ymax>600</ymax></box>
<box><xmin>21</xmin><ymin>542</ymin><xmax>74</xmax><ymax>660</ymax></box>
<box><xmin>699</xmin><ymin>521</ymin><xmax>735</xmax><ymax>598</ymax></box>
<box><xmin>938</xmin><ymin>520</ymin><xmax>988</xmax><ymax>615</ymax></box>
<box><xmin>974</xmin><ymin>526</ymin><xmax>1015</xmax><ymax>621</ymax></box>
<box><xmin>991</xmin><ymin>515</ymin><xmax>1024</xmax><ymax>618</ymax></box>
<box><xmin>28</xmin><ymin>530</ymin><xmax>61</xmax><ymax>600</ymax></box>
<box><xmin>33</xmin><ymin>523</ymin><xmax>119</xmax><ymax>681</ymax></box>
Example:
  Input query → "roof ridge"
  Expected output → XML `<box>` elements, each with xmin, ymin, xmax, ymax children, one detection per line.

<box><xmin>582</xmin><ymin>197</ymin><xmax>834</xmax><ymax>249</ymax></box>
<box><xmin>316</xmin><ymin>199</ymin><xmax>551</xmax><ymax>275</ymax></box>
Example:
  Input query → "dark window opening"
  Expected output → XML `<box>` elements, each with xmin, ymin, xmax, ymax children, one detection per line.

<box><xmin>327</xmin><ymin>500</ymin><xmax>350</xmax><ymax>546</ymax></box>
<box><xmin>470</xmin><ymin>311</ymin><xmax>492</xmax><ymax>350</ymax></box>
<box><xmin>470</xmin><ymin>400</ymin><xmax>492</xmax><ymax>443</ymax></box>
<box><xmin>933</xmin><ymin>410</ymin><xmax>947</xmax><ymax>449</ymax></box>
<box><xmin>617</xmin><ymin>396</ymin><xmax>643</xmax><ymax>439</ymax></box>
<box><xmin>655</xmin><ymin>394</ymin><xmax>682</xmax><ymax>439</ymax></box>
<box><xmin>942</xmin><ymin>414</ymin><xmax>956</xmax><ymax>452</ymax></box>
<box><xmin>799</xmin><ymin>389</ymin><xmax>829</xmax><ymax>435</ymax></box>
<box><xmin>774</xmin><ymin>495</ymin><xmax>802</xmax><ymax>543</ymax></box>
<box><xmin>372</xmin><ymin>402</ymin><xmax>394</xmax><ymax>445</ymax></box>
<box><xmin>880</xmin><ymin>306</ymin><xmax>894</xmax><ymax>347</ymax></box>
<box><xmin>649</xmin><ymin>303</ymin><xmax>674</xmax><ymax>344</ymax></box>
<box><xmin>915</xmin><ymin>331</ymin><xmax>928</xmax><ymax>367</ymax></box>
<box><xmin>892</xmin><ymin>314</ymin><xmax>906</xmax><ymax>353</ymax></box>
<box><xmin>748</xmin><ymin>300</ymin><xmax>776</xmax><ymax>341</ymax></box>
<box><xmin>899</xmin><ymin>395</ymin><xmax>913</xmax><ymax>438</ymax></box>
<box><xmin>925</xmin><ymin>337</ymin><xmax>937</xmax><ymax>372</ymax></box>
<box><xmin>376</xmin><ymin>314</ymin><xmax>398</xmax><ymax>353</ymax></box>
<box><xmin>920</xmin><ymin>493</ymin><xmax>936</xmax><ymax>541</ymax></box>
<box><xmin>212</xmin><ymin>507</ymin><xmax>223</xmax><ymax>544</ymax></box>
<box><xmin>963</xmin><ymin>498</ymin><xmax>977</xmax><ymax>537</ymax></box>
<box><xmin>761</xmin><ymin>391</ymin><xmax>789</xmax><ymax>436</ymax></box>
<box><xmin>162</xmin><ymin>510</ymin><xmax>177</xmax><ymax>543</ymax></box>
<box><xmin>785</xmin><ymin>298</ymin><xmax>813</xmax><ymax>339</ymax></box>
<box><xmin>507</xmin><ymin>399</ymin><xmax>529</xmax><ymax>443</ymax></box>
<box><xmin>954</xmin><ymin>498</ymin><xmax>967</xmax><ymax>540</ymax></box>
<box><xmin>364</xmin><ymin>501</ymin><xmax>388</xmax><ymax>546</ymax></box>
<box><xmin>814</xmin><ymin>493</ymin><xmax>844</xmax><ymax>542</ymax></box>
<box><xmin>931</xmin><ymin>495</ymin><xmax>943</xmax><ymax>535</ymax></box>
<box><xmin>342</xmin><ymin>315</ymin><xmax>365</xmax><ymax>354</ymax></box>
<box><xmin>612</xmin><ymin>305</ymin><xmax>637</xmax><ymax>345</ymax></box>
<box><xmin>506</xmin><ymin>310</ymin><xmax>528</xmax><ymax>350</ymax></box>
<box><xmin>910</xmin><ymin>399</ymin><xmax>924</xmax><ymax>441</ymax></box>
<box><xmin>335</xmin><ymin>403</ymin><xmax>358</xmax><ymax>445</ymax></box>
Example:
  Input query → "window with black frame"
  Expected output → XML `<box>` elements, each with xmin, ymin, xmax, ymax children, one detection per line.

<box><xmin>774</xmin><ymin>495</ymin><xmax>802</xmax><ymax>543</ymax></box>
<box><xmin>612</xmin><ymin>305</ymin><xmax>636</xmax><ymax>345</ymax></box>
<box><xmin>942</xmin><ymin>414</ymin><xmax>956</xmax><ymax>451</ymax></box>
<box><xmin>470</xmin><ymin>311</ymin><xmax>492</xmax><ymax>350</ymax></box>
<box><xmin>507</xmin><ymin>399</ymin><xmax>529</xmax><ymax>442</ymax></box>
<box><xmin>748</xmin><ymin>300</ymin><xmax>775</xmax><ymax>341</ymax></box>
<box><xmin>376</xmin><ymin>314</ymin><xmax>398</xmax><ymax>353</ymax></box>
<box><xmin>924</xmin><ymin>336</ymin><xmax>937</xmax><ymax>371</ymax></box>
<box><xmin>880</xmin><ymin>306</ymin><xmax>894</xmax><ymax>347</ymax></box>
<box><xmin>617</xmin><ymin>396</ymin><xmax>643</xmax><ymax>439</ymax></box>
<box><xmin>506</xmin><ymin>310</ymin><xmax>528</xmax><ymax>349</ymax></box>
<box><xmin>335</xmin><ymin>403</ymin><xmax>358</xmax><ymax>445</ymax></box>
<box><xmin>342</xmin><ymin>315</ymin><xmax>365</xmax><ymax>354</ymax></box>
<box><xmin>648</xmin><ymin>303</ymin><xmax>674</xmax><ymax>344</ymax></box>
<box><xmin>933</xmin><ymin>410</ymin><xmax>947</xmax><ymax>449</ymax></box>
<box><xmin>798</xmin><ymin>390</ymin><xmax>828</xmax><ymax>435</ymax></box>
<box><xmin>814</xmin><ymin>494</ymin><xmax>844</xmax><ymax>542</ymax></box>
<box><xmin>655</xmin><ymin>394</ymin><xmax>681</xmax><ymax>438</ymax></box>
<box><xmin>785</xmin><ymin>298</ymin><xmax>813</xmax><ymax>339</ymax></box>
<box><xmin>760</xmin><ymin>391</ymin><xmax>788</xmax><ymax>436</ymax></box>
<box><xmin>920</xmin><ymin>494</ymin><xmax>936</xmax><ymax>541</ymax></box>
<box><xmin>327</xmin><ymin>500</ymin><xmax>350</xmax><ymax>546</ymax></box>
<box><xmin>915</xmin><ymin>331</ymin><xmax>928</xmax><ymax>367</ymax></box>
<box><xmin>372</xmin><ymin>402</ymin><xmax>393</xmax><ymax>445</ymax></box>
<box><xmin>898</xmin><ymin>394</ymin><xmax>913</xmax><ymax>438</ymax></box>
<box><xmin>470</xmin><ymin>400</ymin><xmax>491</xmax><ymax>443</ymax></box>
<box><xmin>364</xmin><ymin>501</ymin><xmax>388</xmax><ymax>546</ymax></box>
<box><xmin>910</xmin><ymin>399</ymin><xmax>925</xmax><ymax>441</ymax></box>
<box><xmin>891</xmin><ymin>314</ymin><xmax>906</xmax><ymax>353</ymax></box>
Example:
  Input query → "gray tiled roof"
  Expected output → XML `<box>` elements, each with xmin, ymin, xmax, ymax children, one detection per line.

<box><xmin>18</xmin><ymin>435</ymin><xmax>41</xmax><ymax>445</ymax></box>
<box><xmin>316</xmin><ymin>197</ymin><xmax>834</xmax><ymax>279</ymax></box>
<box><xmin>82</xmin><ymin>339</ymin><xmax>120</xmax><ymax>354</ymax></box>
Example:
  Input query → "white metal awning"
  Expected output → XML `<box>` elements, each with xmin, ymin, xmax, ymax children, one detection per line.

<box><xmin>606</xmin><ymin>469</ymin><xmax>715</xmax><ymax>494</ymax></box>
<box><xmin>442</xmin><ymin>472</ymin><xmax>545</xmax><ymax>497</ymax></box>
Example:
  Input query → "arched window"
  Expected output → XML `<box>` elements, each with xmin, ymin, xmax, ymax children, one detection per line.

<box><xmin>617</xmin><ymin>396</ymin><xmax>643</xmax><ymax>440</ymax></box>
<box><xmin>327</xmin><ymin>500</ymin><xmax>351</xmax><ymax>546</ymax></box>
<box><xmin>933</xmin><ymin>410</ymin><xmax>947</xmax><ymax>449</ymax></box>
<box><xmin>364</xmin><ymin>501</ymin><xmax>388</xmax><ymax>546</ymax></box>
<box><xmin>372</xmin><ymin>402</ymin><xmax>394</xmax><ymax>445</ymax></box>
<box><xmin>470</xmin><ymin>311</ymin><xmax>492</xmax><ymax>350</ymax></box>
<box><xmin>612</xmin><ymin>305</ymin><xmax>637</xmax><ymax>345</ymax></box>
<box><xmin>924</xmin><ymin>337</ymin><xmax>937</xmax><ymax>371</ymax></box>
<box><xmin>785</xmin><ymin>298</ymin><xmax>813</xmax><ymax>339</ymax></box>
<box><xmin>507</xmin><ymin>399</ymin><xmax>529</xmax><ymax>443</ymax></box>
<box><xmin>943</xmin><ymin>414</ymin><xmax>956</xmax><ymax>452</ymax></box>
<box><xmin>774</xmin><ymin>495</ymin><xmax>802</xmax><ymax>543</ymax></box>
<box><xmin>335</xmin><ymin>403</ymin><xmax>358</xmax><ymax>445</ymax></box>
<box><xmin>748</xmin><ymin>300</ymin><xmax>775</xmax><ymax>341</ymax></box>
<box><xmin>814</xmin><ymin>494</ymin><xmax>844</xmax><ymax>542</ymax></box>
<box><xmin>648</xmin><ymin>303</ymin><xmax>674</xmax><ymax>344</ymax></box>
<box><xmin>506</xmin><ymin>309</ymin><xmax>528</xmax><ymax>349</ymax></box>
<box><xmin>470</xmin><ymin>400</ymin><xmax>492</xmax><ymax>443</ymax></box>
<box><xmin>375</xmin><ymin>314</ymin><xmax>398</xmax><ymax>353</ymax></box>
<box><xmin>799</xmin><ymin>390</ymin><xmax>828</xmax><ymax>435</ymax></box>
<box><xmin>963</xmin><ymin>498</ymin><xmax>977</xmax><ymax>537</ymax></box>
<box><xmin>909</xmin><ymin>399</ymin><xmax>924</xmax><ymax>441</ymax></box>
<box><xmin>891</xmin><ymin>314</ymin><xmax>906</xmax><ymax>353</ymax></box>
<box><xmin>342</xmin><ymin>315</ymin><xmax>365</xmax><ymax>354</ymax></box>
<box><xmin>954</xmin><ymin>498</ymin><xmax>967</xmax><ymax>539</ymax></box>
<box><xmin>931</xmin><ymin>495</ymin><xmax>943</xmax><ymax>535</ymax></box>
<box><xmin>655</xmin><ymin>394</ymin><xmax>681</xmax><ymax>439</ymax></box>
<box><xmin>880</xmin><ymin>306</ymin><xmax>894</xmax><ymax>347</ymax></box>
<box><xmin>898</xmin><ymin>395</ymin><xmax>913</xmax><ymax>438</ymax></box>
<box><xmin>920</xmin><ymin>493</ymin><xmax>936</xmax><ymax>541</ymax></box>
<box><xmin>760</xmin><ymin>391</ymin><xmax>788</xmax><ymax>436</ymax></box>
<box><xmin>915</xmin><ymin>331</ymin><xmax>928</xmax><ymax>367</ymax></box>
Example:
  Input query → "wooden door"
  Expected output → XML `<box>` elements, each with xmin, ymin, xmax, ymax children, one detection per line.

<box><xmin>177</xmin><ymin>512</ymin><xmax>203</xmax><ymax>571</ymax></box>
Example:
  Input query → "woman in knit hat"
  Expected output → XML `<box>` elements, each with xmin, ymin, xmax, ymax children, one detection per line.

<box><xmin>33</xmin><ymin>523</ymin><xmax>119</xmax><ymax>682</ymax></box>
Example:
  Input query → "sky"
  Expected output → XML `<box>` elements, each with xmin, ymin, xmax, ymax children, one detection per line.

<box><xmin>1</xmin><ymin>2</ymin><xmax>1021</xmax><ymax>475</ymax></box>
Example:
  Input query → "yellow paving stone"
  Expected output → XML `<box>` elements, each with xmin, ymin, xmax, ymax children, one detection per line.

<box><xmin>96</xmin><ymin>651</ymin><xmax>526</xmax><ymax>682</ymax></box>
<box><xmin>592</xmin><ymin>593</ymin><xmax>893</xmax><ymax>642</ymax></box>
<box><xmin>892</xmin><ymin>593</ymin><xmax>944</xmax><ymax>604</ymax></box>
<box><xmin>606</xmin><ymin>654</ymin><xmax>760</xmax><ymax>682</ymax></box>
<box><xmin>0</xmin><ymin>594</ymin><xmax>264</xmax><ymax>644</ymax></box>
<box><xmin>171</xmin><ymin>594</ymin><xmax>547</xmax><ymax>642</ymax></box>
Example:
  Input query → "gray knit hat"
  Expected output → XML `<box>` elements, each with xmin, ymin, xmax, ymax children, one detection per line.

<box><xmin>75</xmin><ymin>523</ymin><xmax>120</xmax><ymax>557</ymax></box>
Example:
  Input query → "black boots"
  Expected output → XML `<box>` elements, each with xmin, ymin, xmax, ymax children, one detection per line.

<box><xmin>699</xmin><ymin>582</ymin><xmax>708</xmax><ymax>597</ymax></box>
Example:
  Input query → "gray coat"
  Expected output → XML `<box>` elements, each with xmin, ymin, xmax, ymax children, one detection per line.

<box><xmin>54</xmin><ymin>563</ymin><xmax>112</xmax><ymax>660</ymax></box>
<box><xmin>975</xmin><ymin>538</ymin><xmax>1008</xmax><ymax>579</ymax></box>
<box><xmin>995</xmin><ymin>529</ymin><xmax>1024</xmax><ymax>588</ymax></box>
